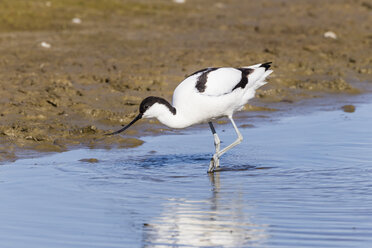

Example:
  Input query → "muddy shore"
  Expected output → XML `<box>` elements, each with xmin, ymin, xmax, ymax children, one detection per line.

<box><xmin>0</xmin><ymin>0</ymin><xmax>371</xmax><ymax>162</ymax></box>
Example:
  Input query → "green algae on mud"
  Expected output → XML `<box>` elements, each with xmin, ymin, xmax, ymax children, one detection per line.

<box><xmin>342</xmin><ymin>104</ymin><xmax>356</xmax><ymax>113</ymax></box>
<box><xmin>0</xmin><ymin>0</ymin><xmax>371</xmax><ymax>162</ymax></box>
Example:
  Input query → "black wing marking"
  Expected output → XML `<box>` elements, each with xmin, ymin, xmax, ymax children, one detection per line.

<box><xmin>192</xmin><ymin>68</ymin><xmax>218</xmax><ymax>93</ymax></box>
<box><xmin>260</xmin><ymin>62</ymin><xmax>272</xmax><ymax>70</ymax></box>
<box><xmin>232</xmin><ymin>68</ymin><xmax>254</xmax><ymax>91</ymax></box>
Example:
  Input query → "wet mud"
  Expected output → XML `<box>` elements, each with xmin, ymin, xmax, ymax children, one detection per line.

<box><xmin>0</xmin><ymin>0</ymin><xmax>371</xmax><ymax>161</ymax></box>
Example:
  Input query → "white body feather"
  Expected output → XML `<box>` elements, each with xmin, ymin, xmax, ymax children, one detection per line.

<box><xmin>109</xmin><ymin>63</ymin><xmax>273</xmax><ymax>172</ymax></box>
<box><xmin>144</xmin><ymin>63</ymin><xmax>273</xmax><ymax>128</ymax></box>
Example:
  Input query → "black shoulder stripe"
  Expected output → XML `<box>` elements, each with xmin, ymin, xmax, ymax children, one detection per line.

<box><xmin>232</xmin><ymin>68</ymin><xmax>253</xmax><ymax>91</ymax></box>
<box><xmin>195</xmin><ymin>68</ymin><xmax>218</xmax><ymax>92</ymax></box>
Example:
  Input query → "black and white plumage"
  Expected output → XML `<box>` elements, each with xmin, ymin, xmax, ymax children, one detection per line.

<box><xmin>107</xmin><ymin>62</ymin><xmax>273</xmax><ymax>172</ymax></box>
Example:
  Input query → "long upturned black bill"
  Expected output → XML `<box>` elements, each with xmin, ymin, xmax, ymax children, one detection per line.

<box><xmin>105</xmin><ymin>113</ymin><xmax>143</xmax><ymax>136</ymax></box>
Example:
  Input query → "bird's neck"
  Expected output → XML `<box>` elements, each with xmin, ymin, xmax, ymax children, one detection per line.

<box><xmin>147</xmin><ymin>100</ymin><xmax>191</xmax><ymax>129</ymax></box>
<box><xmin>157</xmin><ymin>105</ymin><xmax>192</xmax><ymax>129</ymax></box>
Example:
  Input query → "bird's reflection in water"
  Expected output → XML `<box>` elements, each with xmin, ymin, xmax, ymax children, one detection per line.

<box><xmin>142</xmin><ymin>172</ymin><xmax>268</xmax><ymax>247</ymax></box>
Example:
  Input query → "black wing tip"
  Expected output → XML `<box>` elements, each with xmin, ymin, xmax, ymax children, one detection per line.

<box><xmin>260</xmin><ymin>62</ymin><xmax>272</xmax><ymax>71</ymax></box>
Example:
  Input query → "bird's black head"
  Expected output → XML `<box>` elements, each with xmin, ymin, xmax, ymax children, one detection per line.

<box><xmin>139</xmin><ymin>96</ymin><xmax>161</xmax><ymax>114</ymax></box>
<box><xmin>139</xmin><ymin>96</ymin><xmax>176</xmax><ymax>115</ymax></box>
<box><xmin>105</xmin><ymin>96</ymin><xmax>175</xmax><ymax>136</ymax></box>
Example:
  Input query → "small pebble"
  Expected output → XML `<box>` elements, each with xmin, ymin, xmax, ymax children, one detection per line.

<box><xmin>324</xmin><ymin>31</ymin><xmax>337</xmax><ymax>39</ymax></box>
<box><xmin>72</xmin><ymin>18</ymin><xmax>82</xmax><ymax>24</ymax></box>
<box><xmin>40</xmin><ymin>42</ymin><xmax>51</xmax><ymax>49</ymax></box>
<box><xmin>173</xmin><ymin>0</ymin><xmax>186</xmax><ymax>3</ymax></box>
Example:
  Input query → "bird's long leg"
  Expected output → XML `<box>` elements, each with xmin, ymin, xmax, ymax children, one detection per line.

<box><xmin>208</xmin><ymin>122</ymin><xmax>221</xmax><ymax>172</ymax></box>
<box><xmin>208</xmin><ymin>117</ymin><xmax>243</xmax><ymax>173</ymax></box>
<box><xmin>209</xmin><ymin>122</ymin><xmax>221</xmax><ymax>152</ymax></box>
<box><xmin>216</xmin><ymin>116</ymin><xmax>243</xmax><ymax>158</ymax></box>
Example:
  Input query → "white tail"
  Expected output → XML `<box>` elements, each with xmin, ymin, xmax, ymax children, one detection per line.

<box><xmin>245</xmin><ymin>62</ymin><xmax>273</xmax><ymax>90</ymax></box>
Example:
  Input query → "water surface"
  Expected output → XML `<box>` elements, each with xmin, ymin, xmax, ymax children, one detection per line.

<box><xmin>1</xmin><ymin>99</ymin><xmax>372</xmax><ymax>248</ymax></box>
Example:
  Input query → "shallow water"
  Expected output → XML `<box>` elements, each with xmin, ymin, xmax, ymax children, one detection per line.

<box><xmin>1</xmin><ymin>99</ymin><xmax>372</xmax><ymax>248</ymax></box>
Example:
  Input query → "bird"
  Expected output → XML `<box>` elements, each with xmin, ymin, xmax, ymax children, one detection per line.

<box><xmin>107</xmin><ymin>62</ymin><xmax>273</xmax><ymax>172</ymax></box>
